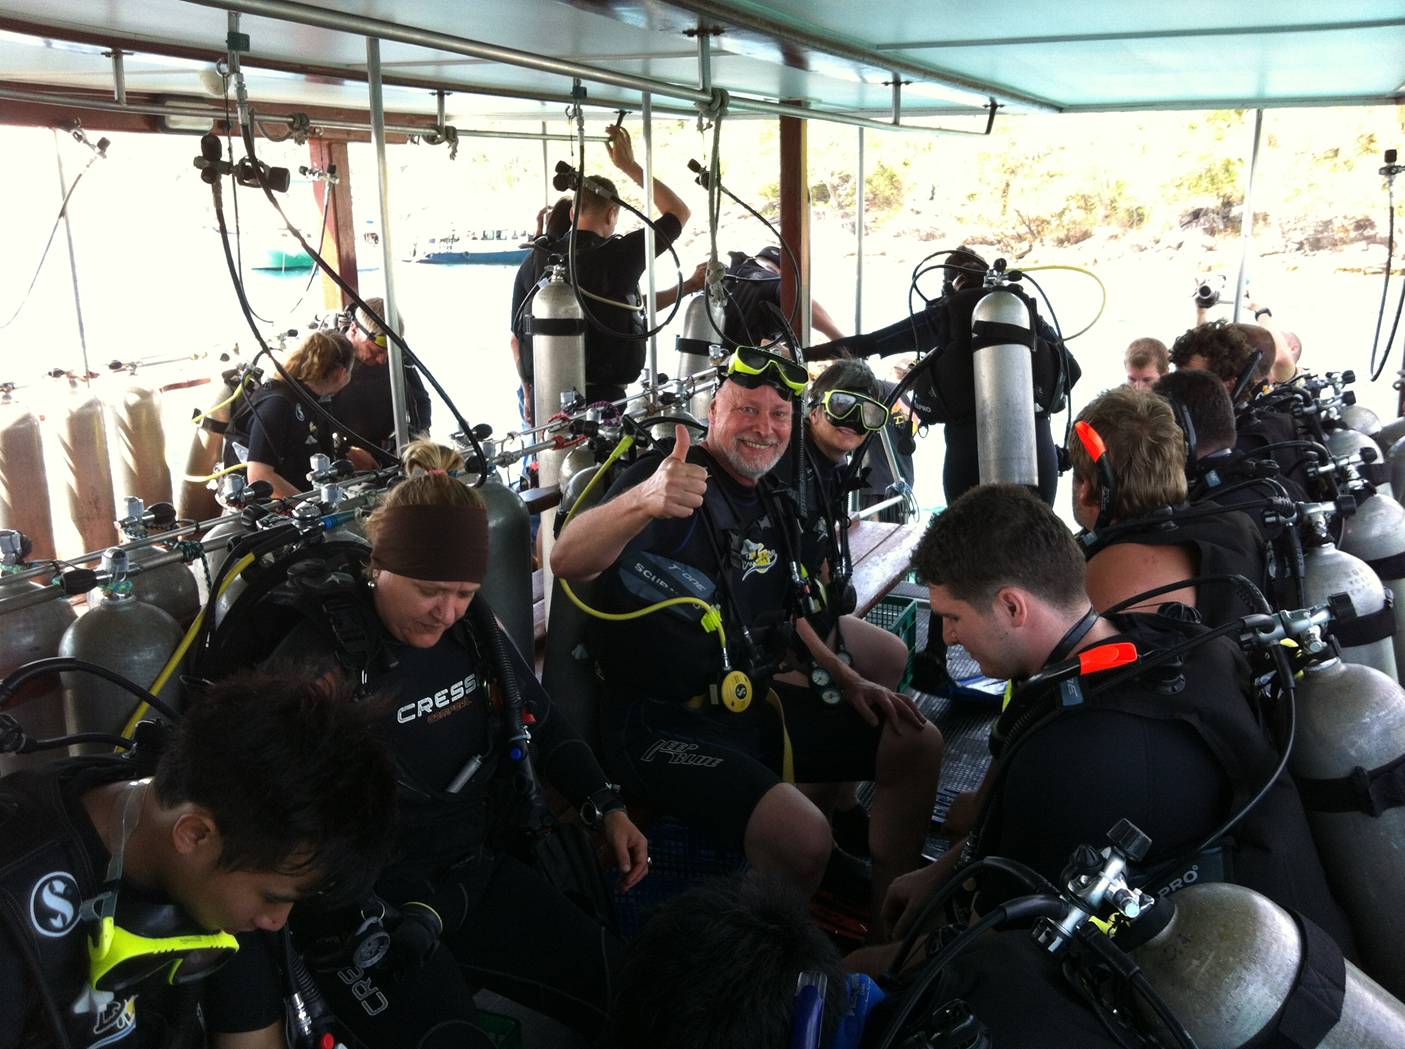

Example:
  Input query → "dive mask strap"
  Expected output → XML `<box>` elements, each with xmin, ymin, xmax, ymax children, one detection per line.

<box><xmin>80</xmin><ymin>780</ymin><xmax>148</xmax><ymax>925</ymax></box>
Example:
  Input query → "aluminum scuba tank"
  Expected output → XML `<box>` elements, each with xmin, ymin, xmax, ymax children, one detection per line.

<box><xmin>1339</xmin><ymin>490</ymin><xmax>1405</xmax><ymax>681</ymax></box>
<box><xmin>556</xmin><ymin>443</ymin><xmax>597</xmax><ymax>524</ymax></box>
<box><xmin>676</xmin><ymin>287</ymin><xmax>726</xmax><ymax>419</ymax></box>
<box><xmin>1327</xmin><ymin>427</ymin><xmax>1392</xmax><ymax>499</ymax></box>
<box><xmin>0</xmin><ymin>530</ymin><xmax>75</xmax><ymax>775</ymax></box>
<box><xmin>115</xmin><ymin>497</ymin><xmax>200</xmax><ymax>626</ymax></box>
<box><xmin>0</xmin><ymin>397</ymin><xmax>57</xmax><ymax>562</ymax></box>
<box><xmin>1373</xmin><ymin>416</ymin><xmax>1405</xmax><ymax>455</ymax></box>
<box><xmin>971</xmin><ymin>287</ymin><xmax>1037</xmax><ymax>487</ymax></box>
<box><xmin>1130</xmin><ymin>882</ymin><xmax>1405</xmax><ymax>1048</ymax></box>
<box><xmin>58</xmin><ymin>548</ymin><xmax>184</xmax><ymax>749</ymax></box>
<box><xmin>180</xmin><ymin>366</ymin><xmax>250</xmax><ymax>524</ymax></box>
<box><xmin>560</xmin><ymin>463</ymin><xmax>602</xmax><ymax>522</ymax></box>
<box><xmin>112</xmin><ymin>384</ymin><xmax>173</xmax><ymax>510</ymax></box>
<box><xmin>1388</xmin><ymin>436</ymin><xmax>1405</xmax><ymax>509</ymax></box>
<box><xmin>59</xmin><ymin>384</ymin><xmax>117</xmax><ymax>556</ymax></box>
<box><xmin>1291</xmin><ymin>657</ymin><xmax>1405</xmax><ymax>998</ymax></box>
<box><xmin>1341</xmin><ymin>403</ymin><xmax>1382</xmax><ymax>439</ymax></box>
<box><xmin>476</xmin><ymin>469</ymin><xmax>534</xmax><ymax>658</ymax></box>
<box><xmin>1302</xmin><ymin>523</ymin><xmax>1398</xmax><ymax>679</ymax></box>
<box><xmin>531</xmin><ymin>264</ymin><xmax>586</xmax><ymax>622</ymax></box>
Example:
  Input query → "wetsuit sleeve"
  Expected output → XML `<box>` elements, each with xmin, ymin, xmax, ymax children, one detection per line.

<box><xmin>0</xmin><ymin>915</ymin><xmax>37</xmax><ymax>1049</ymax></box>
<box><xmin>244</xmin><ymin>390</ymin><xmax>297</xmax><ymax>468</ymax></box>
<box><xmin>598</xmin><ymin>214</ymin><xmax>684</xmax><ymax>283</ymax></box>
<box><xmin>200</xmin><ymin>931</ymin><xmax>285</xmax><ymax>1034</ymax></box>
<box><xmin>495</xmin><ymin>622</ymin><xmax>610</xmax><ymax>803</ymax></box>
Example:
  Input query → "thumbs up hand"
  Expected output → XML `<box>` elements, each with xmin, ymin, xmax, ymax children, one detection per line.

<box><xmin>637</xmin><ymin>424</ymin><xmax>708</xmax><ymax>519</ymax></box>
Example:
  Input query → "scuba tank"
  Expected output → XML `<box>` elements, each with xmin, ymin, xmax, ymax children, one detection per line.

<box><xmin>477</xmin><ymin>468</ymin><xmax>534</xmax><ymax>658</ymax></box>
<box><xmin>1130</xmin><ymin>882</ymin><xmax>1405</xmax><ymax>1048</ymax></box>
<box><xmin>114</xmin><ymin>497</ymin><xmax>201</xmax><ymax>626</ymax></box>
<box><xmin>0</xmin><ymin>396</ymin><xmax>57</xmax><ymax>562</ymax></box>
<box><xmin>970</xmin><ymin>286</ymin><xmax>1037</xmax><ymax>487</ymax></box>
<box><xmin>1326</xmin><ymin>426</ymin><xmax>1392</xmax><ymax>499</ymax></box>
<box><xmin>1302</xmin><ymin>507</ymin><xmax>1398</xmax><ymax>679</ymax></box>
<box><xmin>1341</xmin><ymin>403</ymin><xmax>1383</xmax><ymax>439</ymax></box>
<box><xmin>1373</xmin><ymin>416</ymin><xmax>1405</xmax><ymax>455</ymax></box>
<box><xmin>1387</xmin><ymin>436</ymin><xmax>1405</xmax><ymax>509</ymax></box>
<box><xmin>59</xmin><ymin>382</ymin><xmax>118</xmax><ymax>555</ymax></box>
<box><xmin>112</xmin><ymin>383</ymin><xmax>174</xmax><ymax>510</ymax></box>
<box><xmin>1339</xmin><ymin>490</ymin><xmax>1405</xmax><ymax>682</ymax></box>
<box><xmin>180</xmin><ymin>364</ymin><xmax>256</xmax><ymax>523</ymax></box>
<box><xmin>676</xmin><ymin>288</ymin><xmax>726</xmax><ymax>419</ymax></box>
<box><xmin>0</xmin><ymin>530</ymin><xmax>75</xmax><ymax>774</ymax></box>
<box><xmin>58</xmin><ymin>547</ymin><xmax>183</xmax><ymax>749</ymax></box>
<box><xmin>531</xmin><ymin>264</ymin><xmax>586</xmax><ymax>621</ymax></box>
<box><xmin>1291</xmin><ymin>657</ymin><xmax>1405</xmax><ymax>999</ymax></box>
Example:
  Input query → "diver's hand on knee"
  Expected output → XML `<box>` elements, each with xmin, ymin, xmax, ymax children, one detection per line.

<box><xmin>841</xmin><ymin>675</ymin><xmax>926</xmax><ymax>735</ymax></box>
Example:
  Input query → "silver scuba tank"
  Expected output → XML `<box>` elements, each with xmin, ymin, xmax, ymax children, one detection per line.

<box><xmin>1303</xmin><ymin>531</ymin><xmax>1398</xmax><ymax>680</ymax></box>
<box><xmin>58</xmin><ymin>548</ymin><xmax>184</xmax><ymax>750</ymax></box>
<box><xmin>1373</xmin><ymin>416</ymin><xmax>1405</xmax><ymax>455</ymax></box>
<box><xmin>1327</xmin><ymin>427</ymin><xmax>1392</xmax><ymax>500</ymax></box>
<box><xmin>1388</xmin><ymin>436</ymin><xmax>1405</xmax><ymax>509</ymax></box>
<box><xmin>532</xmin><ymin>264</ymin><xmax>586</xmax><ymax>621</ymax></box>
<box><xmin>971</xmin><ymin>287</ymin><xmax>1037</xmax><ymax>487</ymax></box>
<box><xmin>0</xmin><ymin>530</ymin><xmax>75</xmax><ymax>774</ymax></box>
<box><xmin>1341</xmin><ymin>403</ymin><xmax>1382</xmax><ymax>439</ymax></box>
<box><xmin>476</xmin><ymin>470</ymin><xmax>534</xmax><ymax>658</ymax></box>
<box><xmin>1131</xmin><ymin>882</ymin><xmax>1405</xmax><ymax>1049</ymax></box>
<box><xmin>1338</xmin><ymin>491</ymin><xmax>1405</xmax><ymax>682</ymax></box>
<box><xmin>0</xmin><ymin>397</ymin><xmax>57</xmax><ymax>562</ymax></box>
<box><xmin>1292</xmin><ymin>657</ymin><xmax>1405</xmax><ymax>999</ymax></box>
<box><xmin>676</xmin><ymin>288</ymin><xmax>726</xmax><ymax>419</ymax></box>
<box><xmin>115</xmin><ymin>497</ymin><xmax>201</xmax><ymax>626</ymax></box>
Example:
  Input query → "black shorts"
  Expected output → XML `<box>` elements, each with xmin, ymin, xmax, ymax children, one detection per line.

<box><xmin>602</xmin><ymin>681</ymin><xmax>882</xmax><ymax>849</ymax></box>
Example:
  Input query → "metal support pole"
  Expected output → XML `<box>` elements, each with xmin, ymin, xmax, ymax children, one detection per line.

<box><xmin>642</xmin><ymin>93</ymin><xmax>658</xmax><ymax>402</ymax></box>
<box><xmin>891</xmin><ymin>78</ymin><xmax>902</xmax><ymax>124</ymax></box>
<box><xmin>855</xmin><ymin>127</ymin><xmax>865</xmax><ymax>335</ymax></box>
<box><xmin>367</xmin><ymin>37</ymin><xmax>408</xmax><ymax>450</ymax></box>
<box><xmin>52</xmin><ymin>130</ymin><xmax>90</xmax><ymax>381</ymax></box>
<box><xmin>1233</xmin><ymin>108</ymin><xmax>1265</xmax><ymax>322</ymax></box>
<box><xmin>541</xmin><ymin>120</ymin><xmax>549</xmax><ymax>207</ymax></box>
<box><xmin>697</xmin><ymin>28</ymin><xmax>712</xmax><ymax>93</ymax></box>
<box><xmin>110</xmin><ymin>51</ymin><xmax>126</xmax><ymax>105</ymax></box>
<box><xmin>434</xmin><ymin>89</ymin><xmax>446</xmax><ymax>128</ymax></box>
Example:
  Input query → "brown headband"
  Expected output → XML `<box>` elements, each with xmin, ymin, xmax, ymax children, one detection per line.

<box><xmin>370</xmin><ymin>504</ymin><xmax>489</xmax><ymax>583</ymax></box>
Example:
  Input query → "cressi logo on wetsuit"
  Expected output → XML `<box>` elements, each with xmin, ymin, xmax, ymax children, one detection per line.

<box><xmin>395</xmin><ymin>674</ymin><xmax>480</xmax><ymax>724</ymax></box>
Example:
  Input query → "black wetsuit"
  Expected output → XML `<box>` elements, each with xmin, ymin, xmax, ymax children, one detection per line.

<box><xmin>589</xmin><ymin>447</ymin><xmax>881</xmax><ymax>846</ymax></box>
<box><xmin>971</xmin><ymin>611</ymin><xmax>1356</xmax><ymax>955</ymax></box>
<box><xmin>513</xmin><ymin>216</ymin><xmax>683</xmax><ymax>405</ymax></box>
<box><xmin>223</xmin><ymin>380</ymin><xmax>335</xmax><ymax>491</ymax></box>
<box><xmin>719</xmin><ymin>252</ymin><xmax>783</xmax><ymax>349</ymax></box>
<box><xmin>0</xmin><ymin>759</ymin><xmax>191</xmax><ymax>1049</ymax></box>
<box><xmin>204</xmin><ymin>595</ymin><xmax>621</xmax><ymax>1043</ymax></box>
<box><xmin>1082</xmin><ymin>503</ymin><xmax>1269</xmax><ymax>626</ymax></box>
<box><xmin>328</xmin><ymin>357</ymin><xmax>431</xmax><ymax>450</ymax></box>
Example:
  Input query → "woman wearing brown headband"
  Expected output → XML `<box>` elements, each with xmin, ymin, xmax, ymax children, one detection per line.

<box><xmin>207</xmin><ymin>439</ymin><xmax>646</xmax><ymax>1048</ymax></box>
<box><xmin>222</xmin><ymin>329</ymin><xmax>355</xmax><ymax>497</ymax></box>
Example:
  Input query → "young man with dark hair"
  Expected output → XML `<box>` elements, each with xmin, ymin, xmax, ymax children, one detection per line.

<box><xmin>0</xmin><ymin>671</ymin><xmax>396</xmax><ymax>1049</ymax></box>
<box><xmin>611</xmin><ymin>874</ymin><xmax>850</xmax><ymax>1049</ymax></box>
<box><xmin>880</xmin><ymin>484</ymin><xmax>1352</xmax><ymax>958</ymax></box>
<box><xmin>1068</xmin><ymin>386</ymin><xmax>1266</xmax><ymax>626</ymax></box>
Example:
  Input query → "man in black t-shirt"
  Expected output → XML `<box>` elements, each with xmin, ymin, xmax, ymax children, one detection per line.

<box><xmin>330</xmin><ymin>298</ymin><xmax>431</xmax><ymax>451</ymax></box>
<box><xmin>516</xmin><ymin>125</ymin><xmax>691</xmax><ymax>407</ymax></box>
<box><xmin>552</xmin><ymin>359</ymin><xmax>943</xmax><ymax>913</ymax></box>
<box><xmin>0</xmin><ymin>672</ymin><xmax>394</xmax><ymax>1049</ymax></box>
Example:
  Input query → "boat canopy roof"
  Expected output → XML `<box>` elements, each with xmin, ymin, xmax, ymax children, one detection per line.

<box><xmin>0</xmin><ymin>0</ymin><xmax>1400</xmax><ymax>137</ymax></box>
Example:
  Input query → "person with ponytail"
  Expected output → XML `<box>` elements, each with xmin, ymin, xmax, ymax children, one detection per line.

<box><xmin>222</xmin><ymin>329</ymin><xmax>354</xmax><ymax>497</ymax></box>
<box><xmin>205</xmin><ymin>439</ymin><xmax>646</xmax><ymax>1049</ymax></box>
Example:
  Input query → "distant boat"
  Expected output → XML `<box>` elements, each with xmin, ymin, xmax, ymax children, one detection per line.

<box><xmin>405</xmin><ymin>229</ymin><xmax>530</xmax><ymax>266</ymax></box>
<box><xmin>248</xmin><ymin>229</ymin><xmax>315</xmax><ymax>272</ymax></box>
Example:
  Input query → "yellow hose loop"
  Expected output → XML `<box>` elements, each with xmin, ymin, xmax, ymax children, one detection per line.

<box><xmin>1016</xmin><ymin>263</ymin><xmax>1107</xmax><ymax>340</ymax></box>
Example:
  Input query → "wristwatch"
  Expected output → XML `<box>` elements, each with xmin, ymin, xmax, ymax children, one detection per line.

<box><xmin>1254</xmin><ymin>307</ymin><xmax>1272</xmax><ymax>319</ymax></box>
<box><xmin>580</xmin><ymin>785</ymin><xmax>626</xmax><ymax>830</ymax></box>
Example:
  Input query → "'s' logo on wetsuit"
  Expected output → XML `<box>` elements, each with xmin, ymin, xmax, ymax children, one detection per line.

<box><xmin>29</xmin><ymin>871</ymin><xmax>80</xmax><ymax>937</ymax></box>
<box><xmin>739</xmin><ymin>539</ymin><xmax>778</xmax><ymax>580</ymax></box>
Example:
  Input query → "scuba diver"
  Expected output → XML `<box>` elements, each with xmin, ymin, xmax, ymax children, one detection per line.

<box><xmin>1068</xmin><ymin>386</ymin><xmax>1268</xmax><ymax>627</ymax></box>
<box><xmin>774</xmin><ymin>358</ymin><xmax>928</xmax><ymax>857</ymax></box>
<box><xmin>715</xmin><ymin>245</ymin><xmax>846</xmax><ymax>350</ymax></box>
<box><xmin>551</xmin><ymin>346</ymin><xmax>943</xmax><ymax>916</ymax></box>
<box><xmin>330</xmin><ymin>297</ymin><xmax>432</xmax><ymax>452</ymax></box>
<box><xmin>222</xmin><ymin>329</ymin><xmax>354</xmax><ymax>498</ymax></box>
<box><xmin>0</xmin><ymin>670</ymin><xmax>395</xmax><ymax>1049</ymax></box>
<box><xmin>201</xmin><ymin>439</ymin><xmax>647</xmax><ymax>1048</ymax></box>
<box><xmin>872</xmin><ymin>484</ymin><xmax>1353</xmax><ymax>966</ymax></box>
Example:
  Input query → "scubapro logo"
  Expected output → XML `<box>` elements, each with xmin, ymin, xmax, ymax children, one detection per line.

<box><xmin>30</xmin><ymin>871</ymin><xmax>81</xmax><ymax>938</ymax></box>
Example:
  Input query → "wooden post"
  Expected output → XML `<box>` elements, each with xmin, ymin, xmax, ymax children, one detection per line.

<box><xmin>778</xmin><ymin>109</ymin><xmax>810</xmax><ymax>346</ymax></box>
<box><xmin>308</xmin><ymin>138</ymin><xmax>359</xmax><ymax>310</ymax></box>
